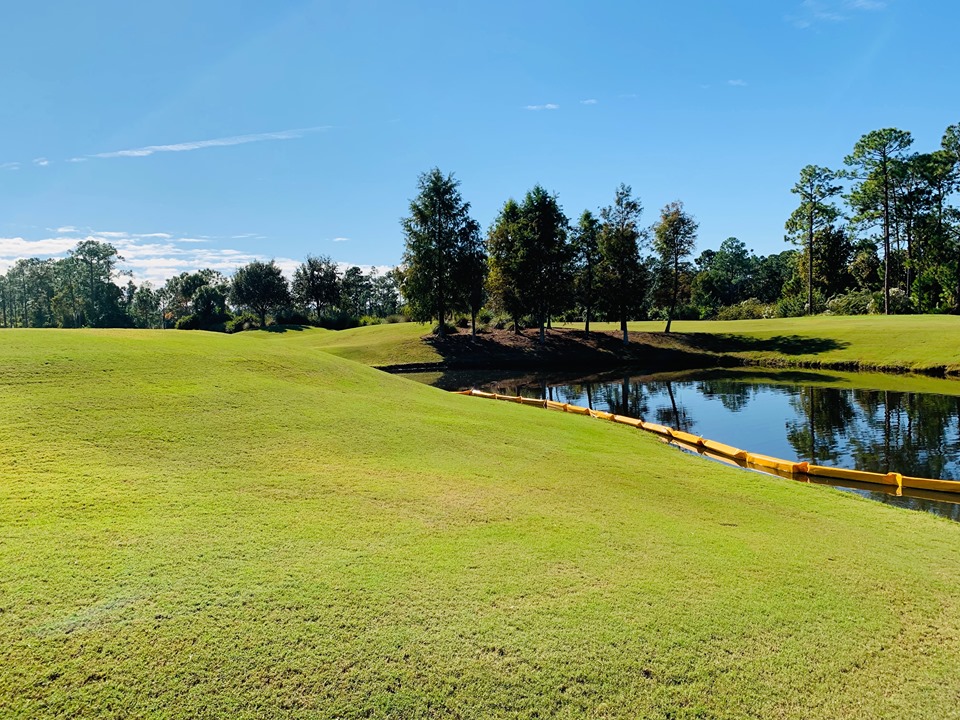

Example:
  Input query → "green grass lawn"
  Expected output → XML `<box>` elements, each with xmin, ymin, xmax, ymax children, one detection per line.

<box><xmin>308</xmin><ymin>322</ymin><xmax>441</xmax><ymax>366</ymax></box>
<box><xmin>312</xmin><ymin>315</ymin><xmax>960</xmax><ymax>374</ymax></box>
<box><xmin>4</xmin><ymin>329</ymin><xmax>960</xmax><ymax>718</ymax></box>
<box><xmin>572</xmin><ymin>315</ymin><xmax>960</xmax><ymax>374</ymax></box>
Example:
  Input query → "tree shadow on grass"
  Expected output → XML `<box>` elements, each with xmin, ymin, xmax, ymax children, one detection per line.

<box><xmin>679</xmin><ymin>332</ymin><xmax>850</xmax><ymax>356</ymax></box>
<box><xmin>264</xmin><ymin>324</ymin><xmax>309</xmax><ymax>333</ymax></box>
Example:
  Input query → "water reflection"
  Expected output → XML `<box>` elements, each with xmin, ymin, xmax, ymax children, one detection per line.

<box><xmin>461</xmin><ymin>369</ymin><xmax>960</xmax><ymax>521</ymax></box>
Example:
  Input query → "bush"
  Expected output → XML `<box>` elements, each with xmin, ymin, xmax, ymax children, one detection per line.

<box><xmin>383</xmin><ymin>314</ymin><xmax>407</xmax><ymax>324</ymax></box>
<box><xmin>477</xmin><ymin>308</ymin><xmax>493</xmax><ymax>325</ymax></box>
<box><xmin>715</xmin><ymin>298</ymin><xmax>774</xmax><ymax>320</ymax></box>
<box><xmin>867</xmin><ymin>287</ymin><xmax>913</xmax><ymax>315</ymax></box>
<box><xmin>432</xmin><ymin>321</ymin><xmax>459</xmax><ymax>336</ymax></box>
<box><xmin>176</xmin><ymin>312</ymin><xmax>230</xmax><ymax>331</ymax></box>
<box><xmin>358</xmin><ymin>315</ymin><xmax>383</xmax><ymax>326</ymax></box>
<box><xmin>273</xmin><ymin>308</ymin><xmax>312</xmax><ymax>326</ymax></box>
<box><xmin>826</xmin><ymin>290</ymin><xmax>873</xmax><ymax>316</ymax></box>
<box><xmin>315</xmin><ymin>313</ymin><xmax>360</xmax><ymax>330</ymax></box>
<box><xmin>225</xmin><ymin>313</ymin><xmax>260</xmax><ymax>333</ymax></box>
<box><xmin>454</xmin><ymin>315</ymin><xmax>470</xmax><ymax>328</ymax></box>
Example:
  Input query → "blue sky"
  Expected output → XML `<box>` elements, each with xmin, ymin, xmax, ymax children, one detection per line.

<box><xmin>1</xmin><ymin>0</ymin><xmax>956</xmax><ymax>283</ymax></box>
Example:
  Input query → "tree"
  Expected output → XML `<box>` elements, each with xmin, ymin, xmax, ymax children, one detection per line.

<box><xmin>598</xmin><ymin>184</ymin><xmax>646</xmax><ymax>343</ymax></box>
<box><xmin>454</xmin><ymin>217</ymin><xmax>487</xmax><ymax>336</ymax></box>
<box><xmin>652</xmin><ymin>201</ymin><xmax>699</xmax><ymax>332</ymax></box>
<box><xmin>486</xmin><ymin>199</ymin><xmax>526</xmax><ymax>333</ymax></box>
<box><xmin>691</xmin><ymin>237</ymin><xmax>758</xmax><ymax>316</ymax></box>
<box><xmin>293</xmin><ymin>255</ymin><xmax>341</xmax><ymax>319</ymax></box>
<box><xmin>230</xmin><ymin>260</ymin><xmax>291</xmax><ymax>327</ymax></box>
<box><xmin>572</xmin><ymin>210</ymin><xmax>602</xmax><ymax>336</ymax></box>
<box><xmin>400</xmin><ymin>168</ymin><xmax>476</xmax><ymax>335</ymax></box>
<box><xmin>69</xmin><ymin>240</ymin><xmax>123</xmax><ymax>326</ymax></box>
<box><xmin>130</xmin><ymin>283</ymin><xmax>160</xmax><ymax>328</ymax></box>
<box><xmin>515</xmin><ymin>185</ymin><xmax>571</xmax><ymax>343</ymax></box>
<box><xmin>844</xmin><ymin>128</ymin><xmax>913</xmax><ymax>314</ymax></box>
<box><xmin>785</xmin><ymin>165</ymin><xmax>841</xmax><ymax>314</ymax></box>
<box><xmin>339</xmin><ymin>266</ymin><xmax>371</xmax><ymax>317</ymax></box>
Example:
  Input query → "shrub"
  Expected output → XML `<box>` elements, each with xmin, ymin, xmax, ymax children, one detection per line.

<box><xmin>454</xmin><ymin>315</ymin><xmax>470</xmax><ymax>328</ymax></box>
<box><xmin>273</xmin><ymin>308</ymin><xmax>312</xmax><ymax>326</ymax></box>
<box><xmin>477</xmin><ymin>308</ymin><xmax>493</xmax><ymax>325</ymax></box>
<box><xmin>383</xmin><ymin>314</ymin><xmax>407</xmax><ymax>324</ymax></box>
<box><xmin>826</xmin><ymin>290</ymin><xmax>873</xmax><ymax>316</ymax></box>
<box><xmin>715</xmin><ymin>298</ymin><xmax>774</xmax><ymax>320</ymax></box>
<box><xmin>225</xmin><ymin>313</ymin><xmax>260</xmax><ymax>333</ymax></box>
<box><xmin>358</xmin><ymin>315</ymin><xmax>383</xmax><ymax>326</ymax></box>
<box><xmin>432</xmin><ymin>321</ymin><xmax>459</xmax><ymax>336</ymax></box>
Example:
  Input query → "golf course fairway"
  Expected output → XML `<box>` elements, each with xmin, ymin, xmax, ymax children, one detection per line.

<box><xmin>3</xmin><ymin>328</ymin><xmax>960</xmax><ymax>718</ymax></box>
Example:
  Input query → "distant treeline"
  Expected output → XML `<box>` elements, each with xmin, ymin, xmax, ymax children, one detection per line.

<box><xmin>3</xmin><ymin>121</ymin><xmax>958</xmax><ymax>332</ymax></box>
<box><xmin>0</xmin><ymin>245</ymin><xmax>403</xmax><ymax>331</ymax></box>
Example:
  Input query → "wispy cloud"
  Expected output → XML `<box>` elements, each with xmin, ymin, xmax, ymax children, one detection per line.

<box><xmin>580</xmin><ymin>99</ymin><xmax>598</xmax><ymax>105</ymax></box>
<box><xmin>74</xmin><ymin>125</ymin><xmax>331</xmax><ymax>161</ymax></box>
<box><xmin>1</xmin><ymin>162</ymin><xmax>20</xmax><ymax>171</ymax></box>
<box><xmin>0</xmin><ymin>228</ymin><xmax>381</xmax><ymax>285</ymax></box>
<box><xmin>33</xmin><ymin>157</ymin><xmax>50</xmax><ymax>167</ymax></box>
<box><xmin>727</xmin><ymin>79</ymin><xmax>748</xmax><ymax>87</ymax></box>
<box><xmin>788</xmin><ymin>0</ymin><xmax>886</xmax><ymax>28</ymax></box>
<box><xmin>525</xmin><ymin>103</ymin><xmax>559</xmax><ymax>111</ymax></box>
<box><xmin>332</xmin><ymin>237</ymin><xmax>350</xmax><ymax>243</ymax></box>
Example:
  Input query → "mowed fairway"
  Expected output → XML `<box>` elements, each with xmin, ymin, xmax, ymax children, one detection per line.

<box><xmin>313</xmin><ymin>315</ymin><xmax>960</xmax><ymax>374</ymax></box>
<box><xmin>3</xmin><ymin>329</ymin><xmax>960</xmax><ymax>718</ymax></box>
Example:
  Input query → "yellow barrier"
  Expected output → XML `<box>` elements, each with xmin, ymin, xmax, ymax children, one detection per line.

<box><xmin>671</xmin><ymin>430</ymin><xmax>704</xmax><ymax>447</ymax></box>
<box><xmin>640</xmin><ymin>422</ymin><xmax>673</xmax><ymax>437</ymax></box>
<box><xmin>701</xmin><ymin>438</ymin><xmax>749</xmax><ymax>461</ymax></box>
<box><xmin>806</xmin><ymin>464</ymin><xmax>897</xmax><ymax>486</ymax></box>
<box><xmin>457</xmin><ymin>390</ymin><xmax>960</xmax><ymax>498</ymax></box>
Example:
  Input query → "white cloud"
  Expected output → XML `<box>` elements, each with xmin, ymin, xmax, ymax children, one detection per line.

<box><xmin>727</xmin><ymin>79</ymin><xmax>748</xmax><ymax>87</ymax></box>
<box><xmin>84</xmin><ymin>125</ymin><xmax>331</xmax><ymax>160</ymax></box>
<box><xmin>1</xmin><ymin>162</ymin><xmax>20</xmax><ymax>171</ymax></box>
<box><xmin>580</xmin><ymin>98</ymin><xmax>598</xmax><ymax>105</ymax></box>
<box><xmin>332</xmin><ymin>237</ymin><xmax>350</xmax><ymax>243</ymax></box>
<box><xmin>524</xmin><ymin>103</ymin><xmax>560</xmax><ymax>111</ymax></box>
<box><xmin>67</xmin><ymin>157</ymin><xmax>87</xmax><ymax>163</ymax></box>
<box><xmin>33</xmin><ymin>157</ymin><xmax>50</xmax><ymax>167</ymax></box>
<box><xmin>0</xmin><ymin>228</ymin><xmax>375</xmax><ymax>286</ymax></box>
<box><xmin>847</xmin><ymin>0</ymin><xmax>886</xmax><ymax>8</ymax></box>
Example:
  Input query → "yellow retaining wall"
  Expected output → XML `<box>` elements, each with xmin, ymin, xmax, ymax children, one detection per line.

<box><xmin>463</xmin><ymin>390</ymin><xmax>960</xmax><ymax>499</ymax></box>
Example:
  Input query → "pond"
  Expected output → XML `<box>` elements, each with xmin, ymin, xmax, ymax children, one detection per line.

<box><xmin>422</xmin><ymin>368</ymin><xmax>960</xmax><ymax>521</ymax></box>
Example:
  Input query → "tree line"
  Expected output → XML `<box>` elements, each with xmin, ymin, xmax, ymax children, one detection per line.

<box><xmin>401</xmin><ymin>122</ymin><xmax>960</xmax><ymax>335</ymax></box>
<box><xmin>0</xmin><ymin>243</ymin><xmax>402</xmax><ymax>330</ymax></box>
<box><xmin>3</xmin><ymin>120</ymin><xmax>957</xmax><ymax>332</ymax></box>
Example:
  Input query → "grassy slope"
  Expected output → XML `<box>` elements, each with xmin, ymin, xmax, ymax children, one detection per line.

<box><xmin>3</xmin><ymin>329</ymin><xmax>960</xmax><ymax>718</ymax></box>
<box><xmin>309</xmin><ymin>322</ymin><xmax>441</xmax><ymax>366</ymax></box>
<box><xmin>580</xmin><ymin>315</ymin><xmax>960</xmax><ymax>373</ymax></box>
<box><xmin>316</xmin><ymin>316</ymin><xmax>960</xmax><ymax>374</ymax></box>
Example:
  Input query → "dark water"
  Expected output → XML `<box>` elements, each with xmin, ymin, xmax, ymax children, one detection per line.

<box><xmin>440</xmin><ymin>368</ymin><xmax>960</xmax><ymax>521</ymax></box>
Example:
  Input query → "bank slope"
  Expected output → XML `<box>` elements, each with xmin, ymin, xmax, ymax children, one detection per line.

<box><xmin>2</xmin><ymin>329</ymin><xmax>960</xmax><ymax>719</ymax></box>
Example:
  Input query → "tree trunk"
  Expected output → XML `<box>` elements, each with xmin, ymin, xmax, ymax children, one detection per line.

<box><xmin>807</xmin><ymin>202</ymin><xmax>814</xmax><ymax>315</ymax></box>
<box><xmin>621</xmin><ymin>316</ymin><xmax>628</xmax><ymax>344</ymax></box>
<box><xmin>584</xmin><ymin>303</ymin><xmax>591</xmax><ymax>338</ymax></box>
<box><xmin>882</xmin><ymin>154</ymin><xmax>891</xmax><ymax>315</ymax></box>
<box><xmin>513</xmin><ymin>315</ymin><xmax>520</xmax><ymax>335</ymax></box>
<box><xmin>471</xmin><ymin>309</ymin><xmax>477</xmax><ymax>337</ymax></box>
<box><xmin>666</xmin><ymin>254</ymin><xmax>679</xmax><ymax>333</ymax></box>
<box><xmin>259</xmin><ymin>309</ymin><xmax>267</xmax><ymax>328</ymax></box>
<box><xmin>539</xmin><ymin>318</ymin><xmax>545</xmax><ymax>344</ymax></box>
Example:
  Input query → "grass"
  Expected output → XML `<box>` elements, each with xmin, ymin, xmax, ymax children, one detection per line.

<box><xmin>569</xmin><ymin>315</ymin><xmax>960</xmax><ymax>374</ymax></box>
<box><xmin>308</xmin><ymin>321</ymin><xmax>441</xmax><ymax>366</ymax></box>
<box><xmin>311</xmin><ymin>315</ymin><xmax>960</xmax><ymax>375</ymax></box>
<box><xmin>4</xmin><ymin>328</ymin><xmax>960</xmax><ymax>718</ymax></box>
